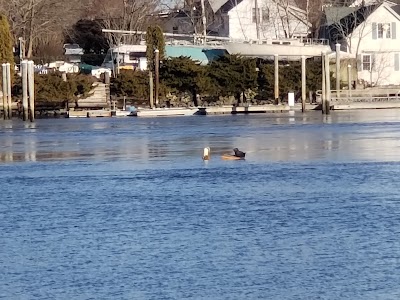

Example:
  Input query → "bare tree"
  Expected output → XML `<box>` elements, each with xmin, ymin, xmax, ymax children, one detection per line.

<box><xmin>364</xmin><ymin>52</ymin><xmax>393</xmax><ymax>86</ymax></box>
<box><xmin>294</xmin><ymin>0</ymin><xmax>327</xmax><ymax>37</ymax></box>
<box><xmin>92</xmin><ymin>0</ymin><xmax>160</xmax><ymax>47</ymax></box>
<box><xmin>328</xmin><ymin>5</ymin><xmax>378</xmax><ymax>53</ymax></box>
<box><xmin>261</xmin><ymin>0</ymin><xmax>309</xmax><ymax>38</ymax></box>
<box><xmin>0</xmin><ymin>0</ymin><xmax>83</xmax><ymax>57</ymax></box>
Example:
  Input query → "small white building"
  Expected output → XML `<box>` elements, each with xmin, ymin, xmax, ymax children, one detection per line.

<box><xmin>102</xmin><ymin>44</ymin><xmax>147</xmax><ymax>71</ymax></box>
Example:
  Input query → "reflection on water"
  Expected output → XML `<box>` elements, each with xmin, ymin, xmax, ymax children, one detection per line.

<box><xmin>2</xmin><ymin>110</ymin><xmax>400</xmax><ymax>163</ymax></box>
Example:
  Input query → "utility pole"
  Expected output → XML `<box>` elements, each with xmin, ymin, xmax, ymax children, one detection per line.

<box><xmin>254</xmin><ymin>0</ymin><xmax>261</xmax><ymax>42</ymax></box>
<box><xmin>200</xmin><ymin>0</ymin><xmax>207</xmax><ymax>44</ymax></box>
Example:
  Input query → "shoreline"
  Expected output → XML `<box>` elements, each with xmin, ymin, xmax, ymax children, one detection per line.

<box><xmin>3</xmin><ymin>102</ymin><xmax>400</xmax><ymax>119</ymax></box>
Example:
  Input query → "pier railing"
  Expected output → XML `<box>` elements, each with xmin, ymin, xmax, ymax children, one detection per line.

<box><xmin>317</xmin><ymin>89</ymin><xmax>400</xmax><ymax>103</ymax></box>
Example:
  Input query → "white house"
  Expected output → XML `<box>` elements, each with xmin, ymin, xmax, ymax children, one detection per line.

<box><xmin>353</xmin><ymin>3</ymin><xmax>400</xmax><ymax>85</ymax></box>
<box><xmin>162</xmin><ymin>0</ymin><xmax>310</xmax><ymax>41</ymax></box>
<box><xmin>224</xmin><ymin>0</ymin><xmax>310</xmax><ymax>41</ymax></box>
<box><xmin>321</xmin><ymin>0</ymin><xmax>400</xmax><ymax>86</ymax></box>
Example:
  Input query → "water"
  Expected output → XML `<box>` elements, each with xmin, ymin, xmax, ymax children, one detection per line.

<box><xmin>1</xmin><ymin>111</ymin><xmax>400</xmax><ymax>299</ymax></box>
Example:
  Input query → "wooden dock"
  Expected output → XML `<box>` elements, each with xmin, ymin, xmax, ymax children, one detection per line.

<box><xmin>332</xmin><ymin>102</ymin><xmax>400</xmax><ymax>110</ymax></box>
<box><xmin>199</xmin><ymin>104</ymin><xmax>291</xmax><ymax>115</ymax></box>
<box><xmin>67</xmin><ymin>110</ymin><xmax>112</xmax><ymax>118</ymax></box>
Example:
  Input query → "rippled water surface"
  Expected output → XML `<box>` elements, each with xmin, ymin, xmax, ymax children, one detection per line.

<box><xmin>1</xmin><ymin>110</ymin><xmax>400</xmax><ymax>299</ymax></box>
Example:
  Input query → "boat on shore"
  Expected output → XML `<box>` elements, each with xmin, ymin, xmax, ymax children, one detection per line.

<box><xmin>136</xmin><ymin>107</ymin><xmax>200</xmax><ymax>117</ymax></box>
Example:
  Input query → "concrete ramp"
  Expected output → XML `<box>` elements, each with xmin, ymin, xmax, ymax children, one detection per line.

<box><xmin>75</xmin><ymin>83</ymin><xmax>110</xmax><ymax>109</ymax></box>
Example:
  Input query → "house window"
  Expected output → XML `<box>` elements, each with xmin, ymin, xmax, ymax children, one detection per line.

<box><xmin>377</xmin><ymin>23</ymin><xmax>391</xmax><ymax>39</ymax></box>
<box><xmin>252</xmin><ymin>8</ymin><xmax>258</xmax><ymax>23</ymax></box>
<box><xmin>129</xmin><ymin>52</ymin><xmax>145</xmax><ymax>61</ymax></box>
<box><xmin>362</xmin><ymin>54</ymin><xmax>371</xmax><ymax>71</ymax></box>
<box><xmin>172</xmin><ymin>26</ymin><xmax>178</xmax><ymax>34</ymax></box>
<box><xmin>262</xmin><ymin>8</ymin><xmax>269</xmax><ymax>23</ymax></box>
<box><xmin>253</xmin><ymin>8</ymin><xmax>269</xmax><ymax>23</ymax></box>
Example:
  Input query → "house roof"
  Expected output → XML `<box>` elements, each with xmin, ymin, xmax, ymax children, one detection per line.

<box><xmin>324</xmin><ymin>7</ymin><xmax>358</xmax><ymax>25</ymax></box>
<box><xmin>207</xmin><ymin>0</ymin><xmax>300</xmax><ymax>13</ymax></box>
<box><xmin>208</xmin><ymin>0</ymin><xmax>227</xmax><ymax>13</ymax></box>
<box><xmin>321</xmin><ymin>3</ymin><xmax>380</xmax><ymax>41</ymax></box>
<box><xmin>391</xmin><ymin>3</ymin><xmax>400</xmax><ymax>14</ymax></box>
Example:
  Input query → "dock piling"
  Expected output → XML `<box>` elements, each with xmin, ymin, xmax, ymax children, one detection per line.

<box><xmin>347</xmin><ymin>64</ymin><xmax>352</xmax><ymax>99</ymax></box>
<box><xmin>155</xmin><ymin>49</ymin><xmax>160</xmax><ymax>106</ymax></box>
<box><xmin>149</xmin><ymin>71</ymin><xmax>154</xmax><ymax>109</ymax></box>
<box><xmin>335</xmin><ymin>43</ymin><xmax>341</xmax><ymax>96</ymax></box>
<box><xmin>274</xmin><ymin>54</ymin><xmax>279</xmax><ymax>104</ymax></box>
<box><xmin>21</xmin><ymin>60</ymin><xmax>28</xmax><ymax>121</ymax></box>
<box><xmin>324</xmin><ymin>52</ymin><xmax>331</xmax><ymax>115</ymax></box>
<box><xmin>2</xmin><ymin>63</ymin><xmax>7</xmax><ymax>119</ymax></box>
<box><xmin>322</xmin><ymin>52</ymin><xmax>326</xmax><ymax>114</ymax></box>
<box><xmin>6</xmin><ymin>63</ymin><xmax>12</xmax><ymax>119</ymax></box>
<box><xmin>28</xmin><ymin>60</ymin><xmax>35</xmax><ymax>122</ymax></box>
<box><xmin>301</xmin><ymin>55</ymin><xmax>306</xmax><ymax>112</ymax></box>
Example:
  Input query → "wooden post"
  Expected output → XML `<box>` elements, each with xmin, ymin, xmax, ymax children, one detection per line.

<box><xmin>2</xmin><ymin>63</ymin><xmax>7</xmax><ymax>120</ymax></box>
<box><xmin>274</xmin><ymin>54</ymin><xmax>279</xmax><ymax>104</ymax></box>
<box><xmin>154</xmin><ymin>49</ymin><xmax>160</xmax><ymax>106</ymax></box>
<box><xmin>321</xmin><ymin>52</ymin><xmax>326</xmax><ymax>114</ymax></box>
<box><xmin>149</xmin><ymin>71</ymin><xmax>154</xmax><ymax>109</ymax></box>
<box><xmin>335</xmin><ymin>43</ymin><xmax>340</xmax><ymax>96</ymax></box>
<box><xmin>21</xmin><ymin>60</ymin><xmax>28</xmax><ymax>121</ymax></box>
<box><xmin>325</xmin><ymin>52</ymin><xmax>331</xmax><ymax>115</ymax></box>
<box><xmin>301</xmin><ymin>55</ymin><xmax>306</xmax><ymax>112</ymax></box>
<box><xmin>28</xmin><ymin>60</ymin><xmax>35</xmax><ymax>122</ymax></box>
<box><xmin>347</xmin><ymin>64</ymin><xmax>352</xmax><ymax>99</ymax></box>
<box><xmin>6</xmin><ymin>63</ymin><xmax>12</xmax><ymax>119</ymax></box>
<box><xmin>123</xmin><ymin>96</ymin><xmax>126</xmax><ymax>111</ymax></box>
<box><xmin>104</xmin><ymin>71</ymin><xmax>110</xmax><ymax>85</ymax></box>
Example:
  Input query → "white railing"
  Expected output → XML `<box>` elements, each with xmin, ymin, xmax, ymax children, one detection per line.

<box><xmin>317</xmin><ymin>89</ymin><xmax>400</xmax><ymax>103</ymax></box>
<box><xmin>102</xmin><ymin>29</ymin><xmax>329</xmax><ymax>47</ymax></box>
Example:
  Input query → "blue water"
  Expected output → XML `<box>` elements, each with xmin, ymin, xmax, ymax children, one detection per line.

<box><xmin>1</xmin><ymin>111</ymin><xmax>400</xmax><ymax>299</ymax></box>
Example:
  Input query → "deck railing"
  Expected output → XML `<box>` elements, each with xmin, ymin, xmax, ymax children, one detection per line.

<box><xmin>317</xmin><ymin>89</ymin><xmax>400</xmax><ymax>103</ymax></box>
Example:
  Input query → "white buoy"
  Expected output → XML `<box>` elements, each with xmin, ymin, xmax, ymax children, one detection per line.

<box><xmin>202</xmin><ymin>147</ymin><xmax>210</xmax><ymax>160</ymax></box>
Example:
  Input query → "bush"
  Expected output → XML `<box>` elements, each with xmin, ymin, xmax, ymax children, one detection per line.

<box><xmin>13</xmin><ymin>72</ymin><xmax>95</xmax><ymax>109</ymax></box>
<box><xmin>111</xmin><ymin>70</ymin><xmax>150</xmax><ymax>101</ymax></box>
